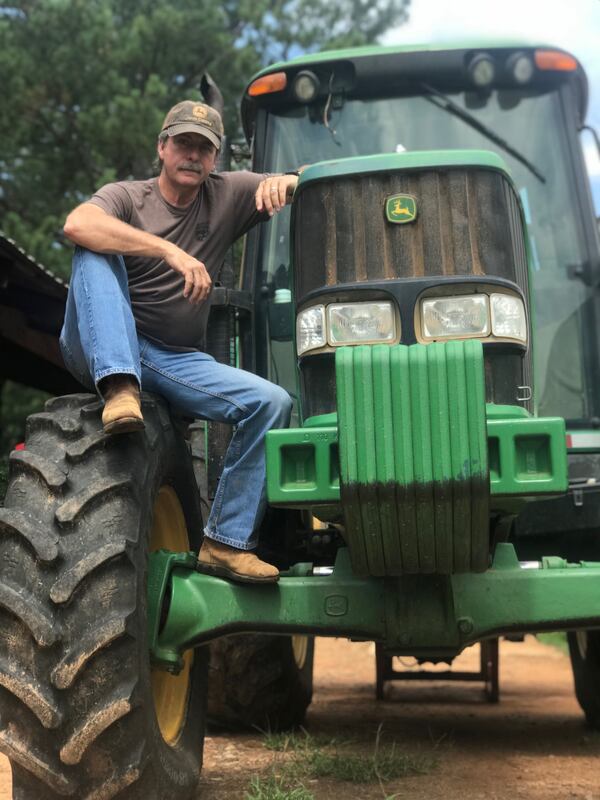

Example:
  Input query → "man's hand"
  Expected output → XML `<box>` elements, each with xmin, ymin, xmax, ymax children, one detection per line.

<box><xmin>163</xmin><ymin>245</ymin><xmax>212</xmax><ymax>304</ymax></box>
<box><xmin>255</xmin><ymin>174</ymin><xmax>299</xmax><ymax>216</ymax></box>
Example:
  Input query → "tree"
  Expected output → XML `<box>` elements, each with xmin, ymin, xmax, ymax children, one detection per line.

<box><xmin>0</xmin><ymin>0</ymin><xmax>409</xmax><ymax>278</ymax></box>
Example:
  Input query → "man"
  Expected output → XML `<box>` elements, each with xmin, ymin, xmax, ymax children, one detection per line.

<box><xmin>61</xmin><ymin>100</ymin><xmax>300</xmax><ymax>584</ymax></box>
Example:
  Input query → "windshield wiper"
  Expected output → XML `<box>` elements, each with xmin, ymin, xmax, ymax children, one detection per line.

<box><xmin>421</xmin><ymin>82</ymin><xmax>546</xmax><ymax>184</ymax></box>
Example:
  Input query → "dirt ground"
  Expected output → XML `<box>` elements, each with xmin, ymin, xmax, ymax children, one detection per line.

<box><xmin>1</xmin><ymin>636</ymin><xmax>599</xmax><ymax>800</ymax></box>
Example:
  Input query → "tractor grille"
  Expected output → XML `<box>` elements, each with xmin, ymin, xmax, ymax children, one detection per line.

<box><xmin>295</xmin><ymin>167</ymin><xmax>529</xmax><ymax>301</ymax></box>
<box><xmin>295</xmin><ymin>165</ymin><xmax>533</xmax><ymax>417</ymax></box>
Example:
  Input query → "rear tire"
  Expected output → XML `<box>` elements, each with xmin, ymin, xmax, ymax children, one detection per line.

<box><xmin>0</xmin><ymin>393</ymin><xmax>207</xmax><ymax>799</ymax></box>
<box><xmin>208</xmin><ymin>634</ymin><xmax>314</xmax><ymax>731</ymax></box>
<box><xmin>190</xmin><ymin>423</ymin><xmax>315</xmax><ymax>732</ymax></box>
<box><xmin>568</xmin><ymin>630</ymin><xmax>600</xmax><ymax>728</ymax></box>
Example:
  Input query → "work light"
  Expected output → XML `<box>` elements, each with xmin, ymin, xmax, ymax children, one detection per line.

<box><xmin>507</xmin><ymin>52</ymin><xmax>534</xmax><ymax>85</ymax></box>
<box><xmin>292</xmin><ymin>71</ymin><xmax>320</xmax><ymax>103</ymax></box>
<box><xmin>468</xmin><ymin>53</ymin><xmax>496</xmax><ymax>88</ymax></box>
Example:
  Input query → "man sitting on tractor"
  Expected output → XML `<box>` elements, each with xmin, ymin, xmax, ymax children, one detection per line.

<box><xmin>61</xmin><ymin>100</ymin><xmax>299</xmax><ymax>585</ymax></box>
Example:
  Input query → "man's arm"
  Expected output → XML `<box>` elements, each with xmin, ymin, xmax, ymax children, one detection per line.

<box><xmin>63</xmin><ymin>203</ymin><xmax>212</xmax><ymax>304</ymax></box>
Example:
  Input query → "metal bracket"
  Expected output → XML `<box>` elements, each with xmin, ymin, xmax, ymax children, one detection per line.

<box><xmin>148</xmin><ymin>544</ymin><xmax>600</xmax><ymax>674</ymax></box>
<box><xmin>516</xmin><ymin>385</ymin><xmax>532</xmax><ymax>402</ymax></box>
<box><xmin>147</xmin><ymin>549</ymin><xmax>198</xmax><ymax>673</ymax></box>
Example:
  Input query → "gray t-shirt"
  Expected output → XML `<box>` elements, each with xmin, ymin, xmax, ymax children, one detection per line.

<box><xmin>89</xmin><ymin>172</ymin><xmax>268</xmax><ymax>350</ymax></box>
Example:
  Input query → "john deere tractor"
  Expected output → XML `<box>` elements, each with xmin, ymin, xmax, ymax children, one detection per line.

<box><xmin>1</xmin><ymin>41</ymin><xmax>600</xmax><ymax>800</ymax></box>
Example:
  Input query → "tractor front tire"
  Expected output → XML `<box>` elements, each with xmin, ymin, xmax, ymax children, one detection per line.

<box><xmin>208</xmin><ymin>634</ymin><xmax>314</xmax><ymax>731</ymax></box>
<box><xmin>0</xmin><ymin>393</ymin><xmax>207</xmax><ymax>799</ymax></box>
<box><xmin>568</xmin><ymin>630</ymin><xmax>600</xmax><ymax>728</ymax></box>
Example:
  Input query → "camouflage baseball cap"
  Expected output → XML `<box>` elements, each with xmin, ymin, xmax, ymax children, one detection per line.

<box><xmin>160</xmin><ymin>101</ymin><xmax>224</xmax><ymax>149</ymax></box>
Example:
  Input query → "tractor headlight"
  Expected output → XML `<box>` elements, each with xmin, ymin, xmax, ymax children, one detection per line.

<box><xmin>296</xmin><ymin>305</ymin><xmax>326</xmax><ymax>355</ymax></box>
<box><xmin>490</xmin><ymin>293</ymin><xmax>527</xmax><ymax>342</ymax></box>
<box><xmin>421</xmin><ymin>294</ymin><xmax>490</xmax><ymax>340</ymax></box>
<box><xmin>420</xmin><ymin>292</ymin><xmax>527</xmax><ymax>344</ymax></box>
<box><xmin>327</xmin><ymin>302</ymin><xmax>396</xmax><ymax>345</ymax></box>
<box><xmin>296</xmin><ymin>301</ymin><xmax>397</xmax><ymax>355</ymax></box>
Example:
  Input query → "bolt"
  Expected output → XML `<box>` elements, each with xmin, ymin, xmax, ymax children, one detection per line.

<box><xmin>399</xmin><ymin>632</ymin><xmax>411</xmax><ymax>646</ymax></box>
<box><xmin>457</xmin><ymin>617</ymin><xmax>474</xmax><ymax>635</ymax></box>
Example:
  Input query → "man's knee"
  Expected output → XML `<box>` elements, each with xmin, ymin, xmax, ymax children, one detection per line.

<box><xmin>73</xmin><ymin>247</ymin><xmax>127</xmax><ymax>276</ymax></box>
<box><xmin>261</xmin><ymin>383</ymin><xmax>293</xmax><ymax>428</ymax></box>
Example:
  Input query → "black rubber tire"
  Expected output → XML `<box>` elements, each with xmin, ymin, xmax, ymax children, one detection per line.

<box><xmin>0</xmin><ymin>392</ymin><xmax>208</xmax><ymax>799</ymax></box>
<box><xmin>190</xmin><ymin>423</ymin><xmax>315</xmax><ymax>732</ymax></box>
<box><xmin>208</xmin><ymin>634</ymin><xmax>314</xmax><ymax>731</ymax></box>
<box><xmin>568</xmin><ymin>630</ymin><xmax>600</xmax><ymax>728</ymax></box>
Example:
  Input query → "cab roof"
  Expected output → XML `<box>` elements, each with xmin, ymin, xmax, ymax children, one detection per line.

<box><xmin>241</xmin><ymin>41</ymin><xmax>587</xmax><ymax>140</ymax></box>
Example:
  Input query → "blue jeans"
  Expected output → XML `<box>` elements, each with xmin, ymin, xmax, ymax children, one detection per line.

<box><xmin>60</xmin><ymin>247</ymin><xmax>292</xmax><ymax>550</ymax></box>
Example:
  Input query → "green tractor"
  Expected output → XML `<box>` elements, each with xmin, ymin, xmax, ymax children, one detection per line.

<box><xmin>1</xmin><ymin>40</ymin><xmax>600</xmax><ymax>800</ymax></box>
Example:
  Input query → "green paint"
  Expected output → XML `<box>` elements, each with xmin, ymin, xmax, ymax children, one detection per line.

<box><xmin>488</xmin><ymin>413</ymin><xmax>566</xmax><ymax>495</ymax></box>
<box><xmin>148</xmin><ymin>549</ymin><xmax>198</xmax><ymax>672</ymax></box>
<box><xmin>148</xmin><ymin>544</ymin><xmax>600</xmax><ymax>673</ymax></box>
<box><xmin>303</xmin><ymin>412</ymin><xmax>338</xmax><ymax>428</ymax></box>
<box><xmin>265</xmin><ymin>425</ymin><xmax>339</xmax><ymax>504</ymax></box>
<box><xmin>245</xmin><ymin>40</ymin><xmax>577</xmax><ymax>86</ymax></box>
<box><xmin>266</xmin><ymin>401</ymin><xmax>567</xmax><ymax>508</ymax></box>
<box><xmin>385</xmin><ymin>193</ymin><xmax>417</xmax><ymax>224</ymax></box>
<box><xmin>333</xmin><ymin>341</ymin><xmax>489</xmax><ymax>575</ymax></box>
<box><xmin>486</xmin><ymin>403</ymin><xmax>530</xmax><ymax>419</ymax></box>
<box><xmin>297</xmin><ymin>150</ymin><xmax>512</xmax><ymax>189</ymax></box>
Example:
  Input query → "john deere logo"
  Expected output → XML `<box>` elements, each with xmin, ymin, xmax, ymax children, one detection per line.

<box><xmin>386</xmin><ymin>194</ymin><xmax>417</xmax><ymax>224</ymax></box>
<box><xmin>192</xmin><ymin>105</ymin><xmax>208</xmax><ymax>120</ymax></box>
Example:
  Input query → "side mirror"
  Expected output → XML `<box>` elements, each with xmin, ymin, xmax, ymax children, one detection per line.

<box><xmin>580</xmin><ymin>124</ymin><xmax>600</xmax><ymax>160</ymax></box>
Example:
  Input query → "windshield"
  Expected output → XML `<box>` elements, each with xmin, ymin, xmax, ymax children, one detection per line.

<box><xmin>254</xmin><ymin>87</ymin><xmax>595</xmax><ymax>422</ymax></box>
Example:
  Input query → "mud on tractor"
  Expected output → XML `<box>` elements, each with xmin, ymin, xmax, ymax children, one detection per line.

<box><xmin>1</xmin><ymin>41</ymin><xmax>600</xmax><ymax>800</ymax></box>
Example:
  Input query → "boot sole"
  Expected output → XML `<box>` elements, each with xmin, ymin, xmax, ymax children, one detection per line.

<box><xmin>196</xmin><ymin>560</ymin><xmax>279</xmax><ymax>585</ymax></box>
<box><xmin>103</xmin><ymin>417</ymin><xmax>146</xmax><ymax>435</ymax></box>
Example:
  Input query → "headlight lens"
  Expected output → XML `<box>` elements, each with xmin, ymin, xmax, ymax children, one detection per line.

<box><xmin>298</xmin><ymin>293</ymin><xmax>526</xmax><ymax>355</ymax></box>
<box><xmin>421</xmin><ymin>294</ymin><xmax>490</xmax><ymax>340</ymax></box>
<box><xmin>296</xmin><ymin>305</ymin><xmax>326</xmax><ymax>355</ymax></box>
<box><xmin>490</xmin><ymin>293</ymin><xmax>527</xmax><ymax>342</ymax></box>
<box><xmin>327</xmin><ymin>302</ymin><xmax>396</xmax><ymax>345</ymax></box>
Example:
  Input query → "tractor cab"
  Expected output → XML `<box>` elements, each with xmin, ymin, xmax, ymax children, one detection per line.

<box><xmin>240</xmin><ymin>43</ymin><xmax>600</xmax><ymax>431</ymax></box>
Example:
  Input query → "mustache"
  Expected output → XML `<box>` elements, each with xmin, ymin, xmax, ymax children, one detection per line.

<box><xmin>178</xmin><ymin>162</ymin><xmax>202</xmax><ymax>173</ymax></box>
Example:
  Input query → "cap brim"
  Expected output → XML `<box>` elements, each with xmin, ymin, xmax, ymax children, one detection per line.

<box><xmin>164</xmin><ymin>123</ymin><xmax>221</xmax><ymax>149</ymax></box>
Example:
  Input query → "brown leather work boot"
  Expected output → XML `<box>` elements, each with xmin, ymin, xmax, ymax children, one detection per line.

<box><xmin>196</xmin><ymin>538</ymin><xmax>279</xmax><ymax>584</ymax></box>
<box><xmin>100</xmin><ymin>375</ymin><xmax>145</xmax><ymax>435</ymax></box>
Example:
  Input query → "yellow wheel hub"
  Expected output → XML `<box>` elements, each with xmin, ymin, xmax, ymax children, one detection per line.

<box><xmin>150</xmin><ymin>485</ymin><xmax>193</xmax><ymax>746</ymax></box>
<box><xmin>292</xmin><ymin>635</ymin><xmax>309</xmax><ymax>670</ymax></box>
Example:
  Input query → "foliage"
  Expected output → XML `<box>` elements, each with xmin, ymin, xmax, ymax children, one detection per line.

<box><xmin>296</xmin><ymin>744</ymin><xmax>435</xmax><ymax>782</ymax></box>
<box><xmin>0</xmin><ymin>0</ymin><xmax>409</xmax><ymax>279</ymax></box>
<box><xmin>258</xmin><ymin>728</ymin><xmax>437</xmax><ymax>793</ymax></box>
<box><xmin>0</xmin><ymin>458</ymin><xmax>8</xmax><ymax>505</ymax></box>
<box><xmin>0</xmin><ymin>380</ymin><xmax>51</xmax><ymax>452</ymax></box>
<box><xmin>245</xmin><ymin>774</ymin><xmax>314</xmax><ymax>800</ymax></box>
<box><xmin>0</xmin><ymin>380</ymin><xmax>52</xmax><ymax>502</ymax></box>
<box><xmin>262</xmin><ymin>730</ymin><xmax>350</xmax><ymax>751</ymax></box>
<box><xmin>537</xmin><ymin>632</ymin><xmax>569</xmax><ymax>654</ymax></box>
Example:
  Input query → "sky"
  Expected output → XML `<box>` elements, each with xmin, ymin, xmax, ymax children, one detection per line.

<box><xmin>383</xmin><ymin>0</ymin><xmax>600</xmax><ymax>214</ymax></box>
